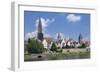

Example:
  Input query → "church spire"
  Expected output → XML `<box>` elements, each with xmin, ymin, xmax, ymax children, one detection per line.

<box><xmin>37</xmin><ymin>17</ymin><xmax>44</xmax><ymax>41</ymax></box>
<box><xmin>78</xmin><ymin>33</ymin><xmax>83</xmax><ymax>44</ymax></box>
<box><xmin>38</xmin><ymin>17</ymin><xmax>42</xmax><ymax>33</ymax></box>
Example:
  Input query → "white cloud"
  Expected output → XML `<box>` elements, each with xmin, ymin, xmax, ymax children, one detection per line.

<box><xmin>35</xmin><ymin>17</ymin><xmax>55</xmax><ymax>32</ymax></box>
<box><xmin>25</xmin><ymin>31</ymin><xmax>37</xmax><ymax>40</ymax></box>
<box><xmin>25</xmin><ymin>31</ymin><xmax>52</xmax><ymax>40</ymax></box>
<box><xmin>83</xmin><ymin>37</ymin><xmax>90</xmax><ymax>41</ymax></box>
<box><xmin>44</xmin><ymin>33</ymin><xmax>52</xmax><ymax>38</ymax></box>
<box><xmin>66</xmin><ymin>14</ymin><xmax>81</xmax><ymax>23</ymax></box>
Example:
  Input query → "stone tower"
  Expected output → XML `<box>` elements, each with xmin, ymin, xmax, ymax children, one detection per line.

<box><xmin>37</xmin><ymin>17</ymin><xmax>44</xmax><ymax>41</ymax></box>
<box><xmin>78</xmin><ymin>33</ymin><xmax>83</xmax><ymax>44</ymax></box>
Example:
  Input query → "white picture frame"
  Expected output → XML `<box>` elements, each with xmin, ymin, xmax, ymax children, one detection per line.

<box><xmin>11</xmin><ymin>2</ymin><xmax>97</xmax><ymax>71</ymax></box>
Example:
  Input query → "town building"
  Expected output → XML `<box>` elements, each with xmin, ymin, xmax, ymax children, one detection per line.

<box><xmin>78</xmin><ymin>33</ymin><xmax>83</xmax><ymax>44</ymax></box>
<box><xmin>36</xmin><ymin>17</ymin><xmax>89</xmax><ymax>49</ymax></box>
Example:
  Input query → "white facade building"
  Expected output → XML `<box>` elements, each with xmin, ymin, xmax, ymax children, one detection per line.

<box><xmin>61</xmin><ymin>39</ymin><xmax>66</xmax><ymax>48</ymax></box>
<box><xmin>42</xmin><ymin>39</ymin><xmax>48</xmax><ymax>49</ymax></box>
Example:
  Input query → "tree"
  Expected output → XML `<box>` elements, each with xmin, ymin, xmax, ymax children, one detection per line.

<box><xmin>27</xmin><ymin>38</ymin><xmax>45</xmax><ymax>54</ymax></box>
<box><xmin>78</xmin><ymin>43</ymin><xmax>86</xmax><ymax>48</ymax></box>
<box><xmin>81</xmin><ymin>43</ymin><xmax>86</xmax><ymax>48</ymax></box>
<box><xmin>65</xmin><ymin>45</ymin><xmax>70</xmax><ymax>49</ymax></box>
<box><xmin>50</xmin><ymin>43</ymin><xmax>57</xmax><ymax>52</ymax></box>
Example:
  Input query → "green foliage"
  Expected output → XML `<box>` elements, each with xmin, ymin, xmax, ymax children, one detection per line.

<box><xmin>26</xmin><ymin>38</ymin><xmax>45</xmax><ymax>54</ymax></box>
<box><xmin>50</xmin><ymin>43</ymin><xmax>57</xmax><ymax>52</ymax></box>
<box><xmin>78</xmin><ymin>43</ymin><xmax>86</xmax><ymax>48</ymax></box>
<box><xmin>24</xmin><ymin>54</ymin><xmax>32</xmax><ymax>61</ymax></box>
<box><xmin>79</xmin><ymin>51</ymin><xmax>90</xmax><ymax>58</ymax></box>
<box><xmin>50</xmin><ymin>43</ymin><xmax>62</xmax><ymax>52</ymax></box>
<box><xmin>56</xmin><ymin>49</ymin><xmax>62</xmax><ymax>53</ymax></box>
<box><xmin>81</xmin><ymin>43</ymin><xmax>86</xmax><ymax>48</ymax></box>
<box><xmin>65</xmin><ymin>45</ymin><xmax>75</xmax><ymax>49</ymax></box>
<box><xmin>65</xmin><ymin>45</ymin><xmax>70</xmax><ymax>48</ymax></box>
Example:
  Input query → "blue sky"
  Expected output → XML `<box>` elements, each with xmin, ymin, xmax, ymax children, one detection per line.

<box><xmin>24</xmin><ymin>11</ymin><xmax>90</xmax><ymax>41</ymax></box>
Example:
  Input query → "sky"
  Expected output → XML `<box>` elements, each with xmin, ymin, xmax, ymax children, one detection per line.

<box><xmin>24</xmin><ymin>11</ymin><xmax>90</xmax><ymax>41</ymax></box>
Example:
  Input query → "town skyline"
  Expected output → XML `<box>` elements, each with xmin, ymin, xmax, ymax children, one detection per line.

<box><xmin>24</xmin><ymin>11</ymin><xmax>90</xmax><ymax>41</ymax></box>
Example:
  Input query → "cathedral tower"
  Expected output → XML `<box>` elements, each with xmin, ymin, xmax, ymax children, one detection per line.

<box><xmin>37</xmin><ymin>17</ymin><xmax>44</xmax><ymax>41</ymax></box>
<box><xmin>78</xmin><ymin>33</ymin><xmax>83</xmax><ymax>44</ymax></box>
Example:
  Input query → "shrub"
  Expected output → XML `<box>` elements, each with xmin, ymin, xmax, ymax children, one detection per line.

<box><xmin>50</xmin><ymin>43</ymin><xmax>57</xmax><ymax>52</ymax></box>
<box><xmin>27</xmin><ymin>38</ymin><xmax>46</xmax><ymax>54</ymax></box>
<box><xmin>78</xmin><ymin>43</ymin><xmax>87</xmax><ymax>48</ymax></box>
<box><xmin>56</xmin><ymin>49</ymin><xmax>62</xmax><ymax>53</ymax></box>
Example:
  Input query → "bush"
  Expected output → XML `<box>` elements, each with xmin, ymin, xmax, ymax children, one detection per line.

<box><xmin>78</xmin><ymin>43</ymin><xmax>86</xmax><ymax>48</ymax></box>
<box><xmin>27</xmin><ymin>38</ymin><xmax>46</xmax><ymax>54</ymax></box>
<box><xmin>50</xmin><ymin>43</ymin><xmax>57</xmax><ymax>52</ymax></box>
<box><xmin>65</xmin><ymin>45</ymin><xmax>75</xmax><ymax>49</ymax></box>
<box><xmin>56</xmin><ymin>49</ymin><xmax>62</xmax><ymax>53</ymax></box>
<box><xmin>65</xmin><ymin>45</ymin><xmax>70</xmax><ymax>48</ymax></box>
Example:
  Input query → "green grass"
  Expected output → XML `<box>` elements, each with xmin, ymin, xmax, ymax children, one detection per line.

<box><xmin>46</xmin><ymin>51</ymin><xmax>90</xmax><ymax>60</ymax></box>
<box><xmin>24</xmin><ymin>49</ymin><xmax>90</xmax><ymax>61</ymax></box>
<box><xmin>24</xmin><ymin>54</ymin><xmax>33</xmax><ymax>61</ymax></box>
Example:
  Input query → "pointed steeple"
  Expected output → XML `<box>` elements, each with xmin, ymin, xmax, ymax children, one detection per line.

<box><xmin>38</xmin><ymin>17</ymin><xmax>42</xmax><ymax>33</ymax></box>
<box><xmin>57</xmin><ymin>33</ymin><xmax>61</xmax><ymax>40</ymax></box>
<box><xmin>37</xmin><ymin>17</ymin><xmax>44</xmax><ymax>41</ymax></box>
<box><xmin>78</xmin><ymin>33</ymin><xmax>83</xmax><ymax>44</ymax></box>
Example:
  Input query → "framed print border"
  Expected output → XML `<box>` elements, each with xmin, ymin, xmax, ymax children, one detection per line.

<box><xmin>11</xmin><ymin>2</ymin><xmax>97</xmax><ymax>71</ymax></box>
